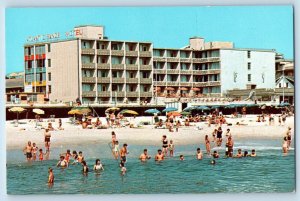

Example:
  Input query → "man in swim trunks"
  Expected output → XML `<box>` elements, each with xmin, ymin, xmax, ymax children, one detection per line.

<box><xmin>216</xmin><ymin>127</ymin><xmax>223</xmax><ymax>147</ymax></box>
<box><xmin>44</xmin><ymin>129</ymin><xmax>51</xmax><ymax>152</ymax></box>
<box><xmin>235</xmin><ymin>149</ymin><xmax>243</xmax><ymax>158</ymax></box>
<box><xmin>48</xmin><ymin>168</ymin><xmax>54</xmax><ymax>184</ymax></box>
<box><xmin>139</xmin><ymin>149</ymin><xmax>151</xmax><ymax>162</ymax></box>
<box><xmin>23</xmin><ymin>141</ymin><xmax>33</xmax><ymax>161</ymax></box>
<box><xmin>120</xmin><ymin>144</ymin><xmax>129</xmax><ymax>163</ymax></box>
<box><xmin>155</xmin><ymin>149</ymin><xmax>164</xmax><ymax>161</ymax></box>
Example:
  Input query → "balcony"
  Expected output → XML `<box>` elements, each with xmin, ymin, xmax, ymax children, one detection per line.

<box><xmin>126</xmin><ymin>92</ymin><xmax>139</xmax><ymax>97</ymax></box>
<box><xmin>208</xmin><ymin>57</ymin><xmax>220</xmax><ymax>62</ymax></box>
<box><xmin>139</xmin><ymin>51</ymin><xmax>152</xmax><ymax>57</ymax></box>
<box><xmin>193</xmin><ymin>70</ymin><xmax>208</xmax><ymax>75</ymax></box>
<box><xmin>167</xmin><ymin>69</ymin><xmax>180</xmax><ymax>74</ymax></box>
<box><xmin>207</xmin><ymin>81</ymin><xmax>221</xmax><ymax>86</ymax></box>
<box><xmin>97</xmin><ymin>91</ymin><xmax>111</xmax><ymax>97</ymax></box>
<box><xmin>82</xmin><ymin>77</ymin><xmax>96</xmax><ymax>83</ymax></box>
<box><xmin>82</xmin><ymin>63</ymin><xmax>95</xmax><ymax>69</ymax></box>
<box><xmin>192</xmin><ymin>58</ymin><xmax>208</xmax><ymax>63</ymax></box>
<box><xmin>153</xmin><ymin>57</ymin><xmax>166</xmax><ymax>62</ymax></box>
<box><xmin>193</xmin><ymin>82</ymin><xmax>208</xmax><ymax>87</ymax></box>
<box><xmin>81</xmin><ymin>48</ymin><xmax>95</xmax><ymax>55</ymax></box>
<box><xmin>126</xmin><ymin>64</ymin><xmax>138</xmax><ymax>70</ymax></box>
<box><xmin>111</xmin><ymin>50</ymin><xmax>124</xmax><ymax>56</ymax></box>
<box><xmin>208</xmin><ymin>69</ymin><xmax>221</xmax><ymax>74</ymax></box>
<box><xmin>167</xmin><ymin>57</ymin><xmax>180</xmax><ymax>62</ymax></box>
<box><xmin>180</xmin><ymin>82</ymin><xmax>192</xmax><ymax>87</ymax></box>
<box><xmin>97</xmin><ymin>77</ymin><xmax>110</xmax><ymax>83</ymax></box>
<box><xmin>140</xmin><ymin>65</ymin><xmax>152</xmax><ymax>71</ymax></box>
<box><xmin>167</xmin><ymin>81</ymin><xmax>179</xmax><ymax>86</ymax></box>
<box><xmin>25</xmin><ymin>68</ymin><xmax>34</xmax><ymax>74</ymax></box>
<box><xmin>180</xmin><ymin>70</ymin><xmax>192</xmax><ymax>74</ymax></box>
<box><xmin>126</xmin><ymin>51</ymin><xmax>138</xmax><ymax>57</ymax></box>
<box><xmin>111</xmin><ymin>64</ymin><xmax>125</xmax><ymax>70</ymax></box>
<box><xmin>154</xmin><ymin>81</ymin><xmax>166</xmax><ymax>86</ymax></box>
<box><xmin>153</xmin><ymin>69</ymin><xmax>166</xmax><ymax>74</ymax></box>
<box><xmin>126</xmin><ymin>78</ymin><xmax>138</xmax><ymax>84</ymax></box>
<box><xmin>114</xmin><ymin>91</ymin><xmax>125</xmax><ymax>97</ymax></box>
<box><xmin>97</xmin><ymin>63</ymin><xmax>110</xmax><ymax>69</ymax></box>
<box><xmin>140</xmin><ymin>78</ymin><xmax>152</xmax><ymax>84</ymax></box>
<box><xmin>97</xmin><ymin>49</ymin><xmax>110</xmax><ymax>55</ymax></box>
<box><xmin>180</xmin><ymin>58</ymin><xmax>192</xmax><ymax>63</ymax></box>
<box><xmin>112</xmin><ymin>78</ymin><xmax>125</xmax><ymax>83</ymax></box>
<box><xmin>36</xmin><ymin>67</ymin><xmax>46</xmax><ymax>73</ymax></box>
<box><xmin>82</xmin><ymin>91</ymin><xmax>96</xmax><ymax>97</ymax></box>
<box><xmin>140</xmin><ymin>92</ymin><xmax>152</xmax><ymax>97</ymax></box>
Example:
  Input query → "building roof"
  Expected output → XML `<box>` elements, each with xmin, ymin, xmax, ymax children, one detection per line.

<box><xmin>276</xmin><ymin>76</ymin><xmax>294</xmax><ymax>86</ymax></box>
<box><xmin>6</xmin><ymin>78</ymin><xmax>24</xmax><ymax>89</ymax></box>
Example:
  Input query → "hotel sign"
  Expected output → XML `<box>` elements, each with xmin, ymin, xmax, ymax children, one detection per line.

<box><xmin>26</xmin><ymin>29</ymin><xmax>83</xmax><ymax>43</ymax></box>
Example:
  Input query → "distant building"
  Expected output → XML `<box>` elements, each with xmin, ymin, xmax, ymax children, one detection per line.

<box><xmin>23</xmin><ymin>25</ymin><xmax>277</xmax><ymax>105</ymax></box>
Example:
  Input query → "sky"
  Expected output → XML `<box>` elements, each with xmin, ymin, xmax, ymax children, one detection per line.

<box><xmin>5</xmin><ymin>6</ymin><xmax>294</xmax><ymax>74</ymax></box>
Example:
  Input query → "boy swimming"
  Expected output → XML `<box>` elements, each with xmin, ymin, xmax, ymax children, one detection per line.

<box><xmin>212</xmin><ymin>150</ymin><xmax>219</xmax><ymax>158</ymax></box>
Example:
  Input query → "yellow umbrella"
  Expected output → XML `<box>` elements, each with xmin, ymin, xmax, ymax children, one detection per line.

<box><xmin>105</xmin><ymin>107</ymin><xmax>120</xmax><ymax>113</ymax></box>
<box><xmin>33</xmin><ymin>108</ymin><xmax>45</xmax><ymax>115</ymax></box>
<box><xmin>8</xmin><ymin>107</ymin><xmax>26</xmax><ymax>123</ymax></box>
<box><xmin>68</xmin><ymin>109</ymin><xmax>82</xmax><ymax>115</ymax></box>
<box><xmin>121</xmin><ymin>110</ymin><xmax>138</xmax><ymax>115</ymax></box>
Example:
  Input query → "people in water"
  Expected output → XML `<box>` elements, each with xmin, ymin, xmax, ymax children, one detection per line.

<box><xmin>120</xmin><ymin>143</ymin><xmax>129</xmax><ymax>163</ymax></box>
<box><xmin>235</xmin><ymin>149</ymin><xmax>243</xmax><ymax>158</ymax></box>
<box><xmin>113</xmin><ymin>141</ymin><xmax>120</xmax><ymax>160</ymax></box>
<box><xmin>212</xmin><ymin>150</ymin><xmax>219</xmax><ymax>158</ymax></box>
<box><xmin>93</xmin><ymin>159</ymin><xmax>104</xmax><ymax>171</ymax></box>
<box><xmin>77</xmin><ymin>151</ymin><xmax>84</xmax><ymax>163</ymax></box>
<box><xmin>179</xmin><ymin>155</ymin><xmax>184</xmax><ymax>161</ymax></box>
<box><xmin>282</xmin><ymin>137</ymin><xmax>288</xmax><ymax>154</ymax></box>
<box><xmin>48</xmin><ymin>168</ymin><xmax>54</xmax><ymax>184</ymax></box>
<box><xmin>168</xmin><ymin>140</ymin><xmax>174</xmax><ymax>157</ymax></box>
<box><xmin>23</xmin><ymin>141</ymin><xmax>33</xmax><ymax>162</ymax></box>
<box><xmin>120</xmin><ymin>160</ymin><xmax>126</xmax><ymax>176</ymax></box>
<box><xmin>155</xmin><ymin>149</ymin><xmax>164</xmax><ymax>161</ymax></box>
<box><xmin>56</xmin><ymin>155</ymin><xmax>68</xmax><ymax>168</ymax></box>
<box><xmin>139</xmin><ymin>149</ymin><xmax>151</xmax><ymax>162</ymax></box>
<box><xmin>162</xmin><ymin>135</ymin><xmax>168</xmax><ymax>156</ymax></box>
<box><xmin>205</xmin><ymin>135</ymin><xmax>211</xmax><ymax>155</ymax></box>
<box><xmin>32</xmin><ymin>142</ymin><xmax>38</xmax><ymax>161</ymax></box>
<box><xmin>82</xmin><ymin>160</ymin><xmax>89</xmax><ymax>174</ymax></box>
<box><xmin>196</xmin><ymin>148</ymin><xmax>203</xmax><ymax>160</ymax></box>
<box><xmin>39</xmin><ymin>148</ymin><xmax>46</xmax><ymax>161</ymax></box>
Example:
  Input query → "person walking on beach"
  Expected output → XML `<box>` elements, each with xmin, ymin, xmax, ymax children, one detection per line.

<box><xmin>139</xmin><ymin>149</ymin><xmax>151</xmax><ymax>162</ymax></box>
<box><xmin>44</xmin><ymin>129</ymin><xmax>51</xmax><ymax>153</ymax></box>
<box><xmin>162</xmin><ymin>135</ymin><xmax>168</xmax><ymax>156</ymax></box>
<box><xmin>278</xmin><ymin>115</ymin><xmax>282</xmax><ymax>126</ymax></box>
<box><xmin>23</xmin><ymin>141</ymin><xmax>33</xmax><ymax>161</ymax></box>
<box><xmin>205</xmin><ymin>135</ymin><xmax>211</xmax><ymax>155</ymax></box>
<box><xmin>282</xmin><ymin>113</ymin><xmax>287</xmax><ymax>126</ymax></box>
<box><xmin>120</xmin><ymin>144</ymin><xmax>129</xmax><ymax>163</ymax></box>
<box><xmin>216</xmin><ymin>127</ymin><xmax>223</xmax><ymax>147</ymax></box>
<box><xmin>175</xmin><ymin>120</ymin><xmax>180</xmax><ymax>132</ymax></box>
<box><xmin>155</xmin><ymin>149</ymin><xmax>164</xmax><ymax>161</ymax></box>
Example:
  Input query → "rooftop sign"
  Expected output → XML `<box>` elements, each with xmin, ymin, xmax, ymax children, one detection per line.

<box><xmin>26</xmin><ymin>29</ymin><xmax>83</xmax><ymax>43</ymax></box>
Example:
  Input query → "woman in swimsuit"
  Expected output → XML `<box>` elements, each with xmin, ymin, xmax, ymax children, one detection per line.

<box><xmin>32</xmin><ymin>142</ymin><xmax>38</xmax><ymax>161</ymax></box>
<box><xmin>113</xmin><ymin>141</ymin><xmax>120</xmax><ymax>159</ymax></box>
<box><xmin>205</xmin><ymin>135</ymin><xmax>211</xmax><ymax>155</ymax></box>
<box><xmin>93</xmin><ymin>159</ymin><xmax>104</xmax><ymax>171</ymax></box>
<box><xmin>282</xmin><ymin>137</ymin><xmax>288</xmax><ymax>154</ymax></box>
<box><xmin>162</xmin><ymin>135</ymin><xmax>168</xmax><ymax>156</ymax></box>
<box><xmin>168</xmin><ymin>140</ymin><xmax>174</xmax><ymax>157</ymax></box>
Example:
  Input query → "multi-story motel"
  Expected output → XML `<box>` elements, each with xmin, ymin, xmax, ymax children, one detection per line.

<box><xmin>23</xmin><ymin>25</ymin><xmax>276</xmax><ymax>105</ymax></box>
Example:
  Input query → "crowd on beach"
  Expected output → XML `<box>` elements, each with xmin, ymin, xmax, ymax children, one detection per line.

<box><xmin>20</xmin><ymin>107</ymin><xmax>293</xmax><ymax>187</ymax></box>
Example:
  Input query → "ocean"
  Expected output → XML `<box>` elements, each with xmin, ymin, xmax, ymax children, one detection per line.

<box><xmin>7</xmin><ymin>139</ymin><xmax>295</xmax><ymax>194</ymax></box>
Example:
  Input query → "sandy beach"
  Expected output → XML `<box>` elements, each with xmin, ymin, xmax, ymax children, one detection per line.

<box><xmin>6</xmin><ymin>115</ymin><xmax>294</xmax><ymax>150</ymax></box>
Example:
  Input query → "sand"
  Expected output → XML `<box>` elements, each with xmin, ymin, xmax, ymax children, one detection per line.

<box><xmin>6</xmin><ymin>115</ymin><xmax>294</xmax><ymax>150</ymax></box>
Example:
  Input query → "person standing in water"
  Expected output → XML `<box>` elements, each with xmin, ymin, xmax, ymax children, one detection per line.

<box><xmin>196</xmin><ymin>148</ymin><xmax>203</xmax><ymax>160</ymax></box>
<box><xmin>31</xmin><ymin>142</ymin><xmax>38</xmax><ymax>161</ymax></box>
<box><xmin>93</xmin><ymin>159</ymin><xmax>104</xmax><ymax>171</ymax></box>
<box><xmin>120</xmin><ymin>160</ymin><xmax>126</xmax><ymax>176</ymax></box>
<box><xmin>205</xmin><ymin>135</ymin><xmax>211</xmax><ymax>155</ymax></box>
<box><xmin>23</xmin><ymin>141</ymin><xmax>33</xmax><ymax>162</ymax></box>
<box><xmin>120</xmin><ymin>144</ymin><xmax>129</xmax><ymax>163</ymax></box>
<box><xmin>282</xmin><ymin>137</ymin><xmax>288</xmax><ymax>154</ymax></box>
<box><xmin>168</xmin><ymin>140</ymin><xmax>175</xmax><ymax>157</ymax></box>
<box><xmin>139</xmin><ymin>149</ymin><xmax>151</xmax><ymax>162</ymax></box>
<box><xmin>155</xmin><ymin>149</ymin><xmax>164</xmax><ymax>161</ymax></box>
<box><xmin>286</xmin><ymin>127</ymin><xmax>292</xmax><ymax>149</ymax></box>
<box><xmin>162</xmin><ymin>135</ymin><xmax>168</xmax><ymax>156</ymax></box>
<box><xmin>48</xmin><ymin>168</ymin><xmax>54</xmax><ymax>184</ymax></box>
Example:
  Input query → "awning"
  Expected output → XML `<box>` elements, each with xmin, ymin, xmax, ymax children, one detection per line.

<box><xmin>153</xmin><ymin>86</ymin><xmax>161</xmax><ymax>92</ymax></box>
<box><xmin>166</xmin><ymin>87</ymin><xmax>175</xmax><ymax>91</ymax></box>
<box><xmin>179</xmin><ymin>87</ymin><xmax>189</xmax><ymax>91</ymax></box>
<box><xmin>191</xmin><ymin>88</ymin><xmax>200</xmax><ymax>91</ymax></box>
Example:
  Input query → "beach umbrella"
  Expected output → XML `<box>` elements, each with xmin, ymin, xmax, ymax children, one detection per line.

<box><xmin>8</xmin><ymin>107</ymin><xmax>26</xmax><ymax>124</ymax></box>
<box><xmin>145</xmin><ymin>108</ymin><xmax>161</xmax><ymax>114</ymax></box>
<box><xmin>245</xmin><ymin>104</ymin><xmax>258</xmax><ymax>108</ymax></box>
<box><xmin>196</xmin><ymin>106</ymin><xmax>210</xmax><ymax>110</ymax></box>
<box><xmin>180</xmin><ymin>111</ymin><xmax>191</xmax><ymax>116</ymax></box>
<box><xmin>68</xmin><ymin>109</ymin><xmax>82</xmax><ymax>115</ymax></box>
<box><xmin>72</xmin><ymin>107</ymin><xmax>91</xmax><ymax>115</ymax></box>
<box><xmin>260</xmin><ymin>104</ymin><xmax>267</xmax><ymax>110</ymax></box>
<box><xmin>179</xmin><ymin>87</ymin><xmax>188</xmax><ymax>91</ymax></box>
<box><xmin>277</xmin><ymin>102</ymin><xmax>290</xmax><ymax>107</ymax></box>
<box><xmin>183</xmin><ymin>106</ymin><xmax>197</xmax><ymax>112</ymax></box>
<box><xmin>33</xmin><ymin>108</ymin><xmax>45</xmax><ymax>115</ymax></box>
<box><xmin>191</xmin><ymin>88</ymin><xmax>200</xmax><ymax>91</ymax></box>
<box><xmin>120</xmin><ymin>109</ymin><xmax>138</xmax><ymax>115</ymax></box>
<box><xmin>162</xmin><ymin>107</ymin><xmax>178</xmax><ymax>113</ymax></box>
<box><xmin>105</xmin><ymin>107</ymin><xmax>120</xmax><ymax>113</ymax></box>
<box><xmin>167</xmin><ymin>111</ymin><xmax>181</xmax><ymax>117</ymax></box>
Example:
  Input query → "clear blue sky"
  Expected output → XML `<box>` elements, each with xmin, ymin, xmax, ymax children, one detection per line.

<box><xmin>5</xmin><ymin>6</ymin><xmax>293</xmax><ymax>73</ymax></box>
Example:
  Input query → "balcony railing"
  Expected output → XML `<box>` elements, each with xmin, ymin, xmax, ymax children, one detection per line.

<box><xmin>126</xmin><ymin>64</ymin><xmax>138</xmax><ymax>70</ymax></box>
<box><xmin>111</xmin><ymin>64</ymin><xmax>125</xmax><ymax>70</ymax></box>
<box><xmin>153</xmin><ymin>69</ymin><xmax>166</xmax><ymax>74</ymax></box>
<box><xmin>192</xmin><ymin>57</ymin><xmax>220</xmax><ymax>63</ymax></box>
<box><xmin>25</xmin><ymin>68</ymin><xmax>34</xmax><ymax>74</ymax></box>
<box><xmin>140</xmin><ymin>65</ymin><xmax>152</xmax><ymax>70</ymax></box>
<box><xmin>193</xmin><ymin>82</ymin><xmax>208</xmax><ymax>87</ymax></box>
<box><xmin>97</xmin><ymin>49</ymin><xmax>110</xmax><ymax>55</ymax></box>
<box><xmin>126</xmin><ymin>78</ymin><xmax>138</xmax><ymax>83</ymax></box>
<box><xmin>82</xmin><ymin>77</ymin><xmax>96</xmax><ymax>83</ymax></box>
<box><xmin>115</xmin><ymin>91</ymin><xmax>125</xmax><ymax>97</ymax></box>
<box><xmin>193</xmin><ymin>70</ymin><xmax>208</xmax><ymax>75</ymax></box>
<box><xmin>97</xmin><ymin>91</ymin><xmax>111</xmax><ymax>97</ymax></box>
<box><xmin>81</xmin><ymin>48</ymin><xmax>95</xmax><ymax>55</ymax></box>
<box><xmin>180</xmin><ymin>70</ymin><xmax>192</xmax><ymax>74</ymax></box>
<box><xmin>154</xmin><ymin>81</ymin><xmax>166</xmax><ymax>86</ymax></box>
<box><xmin>180</xmin><ymin>58</ymin><xmax>192</xmax><ymax>62</ymax></box>
<box><xmin>167</xmin><ymin>57</ymin><xmax>180</xmax><ymax>62</ymax></box>
<box><xmin>207</xmin><ymin>69</ymin><xmax>221</xmax><ymax>74</ymax></box>
<box><xmin>139</xmin><ymin>51</ymin><xmax>152</xmax><ymax>57</ymax></box>
<box><xmin>126</xmin><ymin>51</ymin><xmax>138</xmax><ymax>57</ymax></box>
<box><xmin>207</xmin><ymin>81</ymin><xmax>221</xmax><ymax>86</ymax></box>
<box><xmin>167</xmin><ymin>81</ymin><xmax>179</xmax><ymax>86</ymax></box>
<box><xmin>180</xmin><ymin>82</ymin><xmax>193</xmax><ymax>87</ymax></box>
<box><xmin>97</xmin><ymin>77</ymin><xmax>110</xmax><ymax>83</ymax></box>
<box><xmin>140</xmin><ymin>92</ymin><xmax>152</xmax><ymax>97</ymax></box>
<box><xmin>126</xmin><ymin>92</ymin><xmax>139</xmax><ymax>97</ymax></box>
<box><xmin>82</xmin><ymin>91</ymin><xmax>96</xmax><ymax>97</ymax></box>
<box><xmin>140</xmin><ymin>78</ymin><xmax>152</xmax><ymax>84</ymax></box>
<box><xmin>153</xmin><ymin>57</ymin><xmax>166</xmax><ymax>62</ymax></box>
<box><xmin>35</xmin><ymin>67</ymin><xmax>46</xmax><ymax>73</ymax></box>
<box><xmin>82</xmin><ymin>63</ymin><xmax>95</xmax><ymax>69</ymax></box>
<box><xmin>112</xmin><ymin>78</ymin><xmax>125</xmax><ymax>83</ymax></box>
<box><xmin>167</xmin><ymin>69</ymin><xmax>180</xmax><ymax>74</ymax></box>
<box><xmin>111</xmin><ymin>50</ymin><xmax>124</xmax><ymax>56</ymax></box>
<box><xmin>97</xmin><ymin>63</ymin><xmax>110</xmax><ymax>69</ymax></box>
<box><xmin>208</xmin><ymin>57</ymin><xmax>220</xmax><ymax>62</ymax></box>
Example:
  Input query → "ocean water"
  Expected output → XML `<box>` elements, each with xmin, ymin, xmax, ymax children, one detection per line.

<box><xmin>7</xmin><ymin>139</ymin><xmax>295</xmax><ymax>194</ymax></box>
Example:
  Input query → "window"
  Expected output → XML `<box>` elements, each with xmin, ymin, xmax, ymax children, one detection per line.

<box><xmin>143</xmin><ymin>46</ymin><xmax>147</xmax><ymax>51</ymax></box>
<box><xmin>286</xmin><ymin>83</ymin><xmax>288</xmax><ymax>88</ymax></box>
<box><xmin>247</xmin><ymin>62</ymin><xmax>251</xmax><ymax>70</ymax></box>
<box><xmin>48</xmin><ymin>59</ymin><xmax>51</xmax><ymax>67</ymax></box>
<box><xmin>48</xmin><ymin>73</ymin><xmax>51</xmax><ymax>81</ymax></box>
<box><xmin>279</xmin><ymin>83</ymin><xmax>282</xmax><ymax>88</ymax></box>
<box><xmin>48</xmin><ymin>85</ymin><xmax>52</xmax><ymax>93</ymax></box>
<box><xmin>248</xmin><ymin>74</ymin><xmax>251</xmax><ymax>82</ymax></box>
<box><xmin>48</xmin><ymin>44</ymin><xmax>51</xmax><ymax>52</ymax></box>
<box><xmin>143</xmin><ymin>59</ymin><xmax>147</xmax><ymax>65</ymax></box>
<box><xmin>247</xmin><ymin>51</ymin><xmax>251</xmax><ymax>58</ymax></box>
<box><xmin>101</xmin><ymin>44</ymin><xmax>105</xmax><ymax>49</ymax></box>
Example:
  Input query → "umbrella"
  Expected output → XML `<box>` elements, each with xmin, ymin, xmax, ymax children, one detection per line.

<box><xmin>72</xmin><ymin>107</ymin><xmax>91</xmax><ymax>115</ymax></box>
<box><xmin>165</xmin><ymin>87</ymin><xmax>175</xmax><ymax>91</ymax></box>
<box><xmin>105</xmin><ymin>107</ymin><xmax>120</xmax><ymax>113</ymax></box>
<box><xmin>278</xmin><ymin>102</ymin><xmax>290</xmax><ymax>107</ymax></box>
<box><xmin>8</xmin><ymin>107</ymin><xmax>26</xmax><ymax>124</ymax></box>
<box><xmin>191</xmin><ymin>88</ymin><xmax>200</xmax><ymax>91</ymax></box>
<box><xmin>196</xmin><ymin>106</ymin><xmax>210</xmax><ymax>110</ymax></box>
<box><xmin>260</xmin><ymin>104</ymin><xmax>267</xmax><ymax>110</ymax></box>
<box><xmin>180</xmin><ymin>111</ymin><xmax>191</xmax><ymax>116</ymax></box>
<box><xmin>145</xmin><ymin>108</ymin><xmax>161</xmax><ymax>114</ymax></box>
<box><xmin>183</xmin><ymin>106</ymin><xmax>197</xmax><ymax>112</ymax></box>
<box><xmin>167</xmin><ymin>111</ymin><xmax>181</xmax><ymax>117</ymax></box>
<box><xmin>33</xmin><ymin>108</ymin><xmax>45</xmax><ymax>115</ymax></box>
<box><xmin>120</xmin><ymin>109</ymin><xmax>138</xmax><ymax>115</ymax></box>
<box><xmin>162</xmin><ymin>107</ymin><xmax>178</xmax><ymax>113</ymax></box>
<box><xmin>179</xmin><ymin>87</ymin><xmax>188</xmax><ymax>91</ymax></box>
<box><xmin>68</xmin><ymin>109</ymin><xmax>82</xmax><ymax>115</ymax></box>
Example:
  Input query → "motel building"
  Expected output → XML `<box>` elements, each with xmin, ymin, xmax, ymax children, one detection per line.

<box><xmin>23</xmin><ymin>25</ymin><xmax>277</xmax><ymax>107</ymax></box>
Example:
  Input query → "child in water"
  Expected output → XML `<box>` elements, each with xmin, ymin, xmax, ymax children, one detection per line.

<box><xmin>39</xmin><ymin>148</ymin><xmax>46</xmax><ymax>161</ymax></box>
<box><xmin>250</xmin><ymin>149</ymin><xmax>256</xmax><ymax>157</ymax></box>
<box><xmin>179</xmin><ymin>155</ymin><xmax>184</xmax><ymax>161</ymax></box>
<box><xmin>82</xmin><ymin>160</ymin><xmax>89</xmax><ymax>174</ymax></box>
<box><xmin>113</xmin><ymin>141</ymin><xmax>120</xmax><ymax>160</ymax></box>
<box><xmin>168</xmin><ymin>140</ymin><xmax>175</xmax><ymax>157</ymax></box>
<box><xmin>48</xmin><ymin>168</ymin><xmax>54</xmax><ymax>184</ymax></box>
<box><xmin>93</xmin><ymin>159</ymin><xmax>104</xmax><ymax>171</ymax></box>
<box><xmin>32</xmin><ymin>143</ymin><xmax>38</xmax><ymax>161</ymax></box>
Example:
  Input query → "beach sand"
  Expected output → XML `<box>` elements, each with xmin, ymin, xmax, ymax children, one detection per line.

<box><xmin>6</xmin><ymin>115</ymin><xmax>294</xmax><ymax>150</ymax></box>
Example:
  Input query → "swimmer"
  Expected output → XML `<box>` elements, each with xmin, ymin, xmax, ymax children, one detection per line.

<box><xmin>139</xmin><ymin>149</ymin><xmax>151</xmax><ymax>162</ymax></box>
<box><xmin>250</xmin><ymin>149</ymin><xmax>256</xmax><ymax>157</ymax></box>
<box><xmin>60</xmin><ymin>149</ymin><xmax>71</xmax><ymax>163</ymax></box>
<box><xmin>282</xmin><ymin>137</ymin><xmax>288</xmax><ymax>154</ymax></box>
<box><xmin>179</xmin><ymin>155</ymin><xmax>184</xmax><ymax>161</ymax></box>
<box><xmin>82</xmin><ymin>160</ymin><xmax>89</xmax><ymax>174</ymax></box>
<box><xmin>56</xmin><ymin>155</ymin><xmax>68</xmax><ymax>168</ymax></box>
<box><xmin>205</xmin><ymin>135</ymin><xmax>211</xmax><ymax>155</ymax></box>
<box><xmin>23</xmin><ymin>141</ymin><xmax>33</xmax><ymax>161</ymax></box>
<box><xmin>93</xmin><ymin>159</ymin><xmax>104</xmax><ymax>171</ymax></box>
<box><xmin>196</xmin><ymin>148</ymin><xmax>203</xmax><ymax>160</ymax></box>
<box><xmin>111</xmin><ymin>131</ymin><xmax>117</xmax><ymax>147</ymax></box>
<box><xmin>120</xmin><ymin>144</ymin><xmax>129</xmax><ymax>163</ymax></box>
<box><xmin>168</xmin><ymin>140</ymin><xmax>175</xmax><ymax>157</ymax></box>
<box><xmin>212</xmin><ymin>150</ymin><xmax>219</xmax><ymax>158</ymax></box>
<box><xmin>243</xmin><ymin>150</ymin><xmax>249</xmax><ymax>157</ymax></box>
<box><xmin>77</xmin><ymin>151</ymin><xmax>84</xmax><ymax>163</ymax></box>
<box><xmin>235</xmin><ymin>149</ymin><xmax>243</xmax><ymax>158</ymax></box>
<box><xmin>72</xmin><ymin>150</ymin><xmax>79</xmax><ymax>164</ymax></box>
<box><xmin>44</xmin><ymin>129</ymin><xmax>51</xmax><ymax>152</ymax></box>
<box><xmin>120</xmin><ymin>160</ymin><xmax>126</xmax><ymax>176</ymax></box>
<box><xmin>48</xmin><ymin>168</ymin><xmax>54</xmax><ymax>184</ymax></box>
<box><xmin>155</xmin><ymin>149</ymin><xmax>164</xmax><ymax>161</ymax></box>
<box><xmin>39</xmin><ymin>148</ymin><xmax>46</xmax><ymax>161</ymax></box>
<box><xmin>162</xmin><ymin>135</ymin><xmax>168</xmax><ymax>156</ymax></box>
<box><xmin>113</xmin><ymin>141</ymin><xmax>120</xmax><ymax>160</ymax></box>
<box><xmin>32</xmin><ymin>142</ymin><xmax>38</xmax><ymax>161</ymax></box>
<box><xmin>210</xmin><ymin>160</ymin><xmax>216</xmax><ymax>165</ymax></box>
